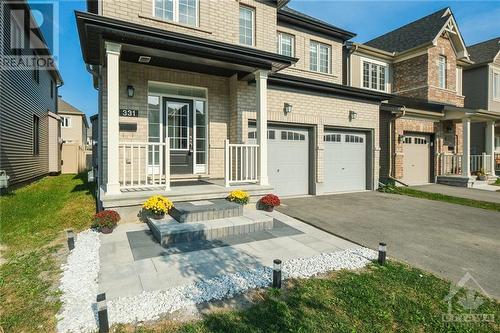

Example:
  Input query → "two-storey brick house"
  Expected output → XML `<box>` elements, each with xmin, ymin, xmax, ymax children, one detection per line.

<box><xmin>463</xmin><ymin>37</ymin><xmax>500</xmax><ymax>173</ymax></box>
<box><xmin>346</xmin><ymin>8</ymin><xmax>499</xmax><ymax>186</ymax></box>
<box><xmin>77</xmin><ymin>0</ymin><xmax>391</xmax><ymax>208</ymax></box>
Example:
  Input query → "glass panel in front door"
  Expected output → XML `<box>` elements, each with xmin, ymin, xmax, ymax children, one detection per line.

<box><xmin>167</xmin><ymin>101</ymin><xmax>189</xmax><ymax>150</ymax></box>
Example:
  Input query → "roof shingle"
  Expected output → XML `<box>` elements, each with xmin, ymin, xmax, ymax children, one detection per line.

<box><xmin>467</xmin><ymin>37</ymin><xmax>500</xmax><ymax>64</ymax></box>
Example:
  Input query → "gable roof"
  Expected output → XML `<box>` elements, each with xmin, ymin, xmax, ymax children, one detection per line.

<box><xmin>278</xmin><ymin>6</ymin><xmax>356</xmax><ymax>41</ymax></box>
<box><xmin>365</xmin><ymin>7</ymin><xmax>450</xmax><ymax>53</ymax></box>
<box><xmin>467</xmin><ymin>37</ymin><xmax>500</xmax><ymax>64</ymax></box>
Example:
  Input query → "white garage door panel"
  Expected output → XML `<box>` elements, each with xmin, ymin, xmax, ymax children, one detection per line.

<box><xmin>324</xmin><ymin>131</ymin><xmax>366</xmax><ymax>193</ymax></box>
<box><xmin>402</xmin><ymin>134</ymin><xmax>430</xmax><ymax>185</ymax></box>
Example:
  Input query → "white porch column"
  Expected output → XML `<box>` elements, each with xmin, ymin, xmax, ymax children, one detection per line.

<box><xmin>485</xmin><ymin>121</ymin><xmax>495</xmax><ymax>174</ymax></box>
<box><xmin>105</xmin><ymin>42</ymin><xmax>121</xmax><ymax>194</ymax></box>
<box><xmin>255</xmin><ymin>70</ymin><xmax>269</xmax><ymax>186</ymax></box>
<box><xmin>461</xmin><ymin>118</ymin><xmax>471</xmax><ymax>177</ymax></box>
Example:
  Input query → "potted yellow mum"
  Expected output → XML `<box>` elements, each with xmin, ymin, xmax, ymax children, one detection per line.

<box><xmin>143</xmin><ymin>195</ymin><xmax>174</xmax><ymax>219</ymax></box>
<box><xmin>226</xmin><ymin>189</ymin><xmax>250</xmax><ymax>205</ymax></box>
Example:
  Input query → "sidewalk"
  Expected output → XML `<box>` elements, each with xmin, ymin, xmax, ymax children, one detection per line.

<box><xmin>411</xmin><ymin>184</ymin><xmax>500</xmax><ymax>204</ymax></box>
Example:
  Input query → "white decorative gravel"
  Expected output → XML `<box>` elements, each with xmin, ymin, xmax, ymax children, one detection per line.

<box><xmin>56</xmin><ymin>230</ymin><xmax>378</xmax><ymax>332</ymax></box>
<box><xmin>57</xmin><ymin>230</ymin><xmax>101</xmax><ymax>333</ymax></box>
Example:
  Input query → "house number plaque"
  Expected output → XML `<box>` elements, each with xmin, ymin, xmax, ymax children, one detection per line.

<box><xmin>120</xmin><ymin>109</ymin><xmax>139</xmax><ymax>117</ymax></box>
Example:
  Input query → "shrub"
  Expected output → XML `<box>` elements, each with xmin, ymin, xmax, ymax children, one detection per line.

<box><xmin>143</xmin><ymin>195</ymin><xmax>174</xmax><ymax>215</ymax></box>
<box><xmin>259</xmin><ymin>194</ymin><xmax>281</xmax><ymax>208</ymax></box>
<box><xmin>227</xmin><ymin>190</ymin><xmax>250</xmax><ymax>205</ymax></box>
<box><xmin>92</xmin><ymin>210</ymin><xmax>120</xmax><ymax>230</ymax></box>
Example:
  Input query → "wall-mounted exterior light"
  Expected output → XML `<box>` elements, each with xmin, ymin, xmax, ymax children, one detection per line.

<box><xmin>284</xmin><ymin>103</ymin><xmax>293</xmax><ymax>114</ymax></box>
<box><xmin>349</xmin><ymin>110</ymin><xmax>358</xmax><ymax>121</ymax></box>
<box><xmin>127</xmin><ymin>85</ymin><xmax>135</xmax><ymax>98</ymax></box>
<box><xmin>398</xmin><ymin>134</ymin><xmax>406</xmax><ymax>143</ymax></box>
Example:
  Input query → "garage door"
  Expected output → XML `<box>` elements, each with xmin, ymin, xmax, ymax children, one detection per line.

<box><xmin>249</xmin><ymin>126</ymin><xmax>310</xmax><ymax>196</ymax></box>
<box><xmin>402</xmin><ymin>133</ymin><xmax>431</xmax><ymax>185</ymax></box>
<box><xmin>324</xmin><ymin>131</ymin><xmax>367</xmax><ymax>193</ymax></box>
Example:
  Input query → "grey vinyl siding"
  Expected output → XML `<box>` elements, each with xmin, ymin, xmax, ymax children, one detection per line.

<box><xmin>0</xmin><ymin>7</ymin><xmax>59</xmax><ymax>186</ymax></box>
<box><xmin>463</xmin><ymin>66</ymin><xmax>489</xmax><ymax>110</ymax></box>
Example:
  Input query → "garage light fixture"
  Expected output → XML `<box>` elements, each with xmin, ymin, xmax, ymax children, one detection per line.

<box><xmin>284</xmin><ymin>103</ymin><xmax>293</xmax><ymax>114</ymax></box>
<box><xmin>127</xmin><ymin>85</ymin><xmax>135</xmax><ymax>98</ymax></box>
<box><xmin>399</xmin><ymin>134</ymin><xmax>406</xmax><ymax>143</ymax></box>
<box><xmin>349</xmin><ymin>110</ymin><xmax>358</xmax><ymax>121</ymax></box>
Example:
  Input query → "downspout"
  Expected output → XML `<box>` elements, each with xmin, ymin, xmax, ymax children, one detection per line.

<box><xmin>343</xmin><ymin>42</ymin><xmax>358</xmax><ymax>86</ymax></box>
<box><xmin>388</xmin><ymin>105</ymin><xmax>406</xmax><ymax>181</ymax></box>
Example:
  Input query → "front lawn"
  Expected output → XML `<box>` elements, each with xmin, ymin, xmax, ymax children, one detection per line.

<box><xmin>113</xmin><ymin>262</ymin><xmax>499</xmax><ymax>333</ymax></box>
<box><xmin>0</xmin><ymin>174</ymin><xmax>95</xmax><ymax>332</ymax></box>
<box><xmin>379</xmin><ymin>185</ymin><xmax>500</xmax><ymax>212</ymax></box>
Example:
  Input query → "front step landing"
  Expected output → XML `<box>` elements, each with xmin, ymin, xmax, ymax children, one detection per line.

<box><xmin>147</xmin><ymin>210</ymin><xmax>273</xmax><ymax>246</ymax></box>
<box><xmin>169</xmin><ymin>199</ymin><xmax>243</xmax><ymax>223</ymax></box>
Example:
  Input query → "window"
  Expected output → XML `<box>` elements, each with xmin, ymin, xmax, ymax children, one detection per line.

<box><xmin>278</xmin><ymin>32</ymin><xmax>294</xmax><ymax>57</ymax></box>
<box><xmin>10</xmin><ymin>16</ymin><xmax>23</xmax><ymax>54</ymax></box>
<box><xmin>324</xmin><ymin>134</ymin><xmax>341</xmax><ymax>142</ymax></box>
<box><xmin>148</xmin><ymin>95</ymin><xmax>161</xmax><ymax>169</ymax></box>
<box><xmin>362</xmin><ymin>60</ymin><xmax>388</xmax><ymax>92</ymax></box>
<box><xmin>281</xmin><ymin>131</ymin><xmax>305</xmax><ymax>141</ymax></box>
<box><xmin>495</xmin><ymin>136</ymin><xmax>500</xmax><ymax>149</ymax></box>
<box><xmin>61</xmin><ymin>116</ymin><xmax>72</xmax><ymax>128</ymax></box>
<box><xmin>33</xmin><ymin>115</ymin><xmax>40</xmax><ymax>155</ymax></box>
<box><xmin>239</xmin><ymin>6</ymin><xmax>254</xmax><ymax>46</ymax></box>
<box><xmin>154</xmin><ymin>0</ymin><xmax>198</xmax><ymax>26</ymax></box>
<box><xmin>345</xmin><ymin>134</ymin><xmax>364</xmax><ymax>143</ymax></box>
<box><xmin>493</xmin><ymin>72</ymin><xmax>500</xmax><ymax>100</ymax></box>
<box><xmin>438</xmin><ymin>55</ymin><xmax>447</xmax><ymax>89</ymax></box>
<box><xmin>248</xmin><ymin>130</ymin><xmax>275</xmax><ymax>140</ymax></box>
<box><xmin>310</xmin><ymin>41</ymin><xmax>330</xmax><ymax>73</ymax></box>
<box><xmin>33</xmin><ymin>52</ymin><xmax>39</xmax><ymax>84</ymax></box>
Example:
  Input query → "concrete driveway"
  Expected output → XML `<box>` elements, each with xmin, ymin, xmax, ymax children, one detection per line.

<box><xmin>277</xmin><ymin>191</ymin><xmax>500</xmax><ymax>299</ymax></box>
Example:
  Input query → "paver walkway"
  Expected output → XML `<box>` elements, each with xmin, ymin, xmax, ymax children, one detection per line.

<box><xmin>98</xmin><ymin>209</ymin><xmax>359</xmax><ymax>300</ymax></box>
<box><xmin>411</xmin><ymin>184</ymin><xmax>500</xmax><ymax>203</ymax></box>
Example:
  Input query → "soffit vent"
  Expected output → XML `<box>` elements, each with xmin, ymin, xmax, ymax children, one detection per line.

<box><xmin>138</xmin><ymin>56</ymin><xmax>151</xmax><ymax>63</ymax></box>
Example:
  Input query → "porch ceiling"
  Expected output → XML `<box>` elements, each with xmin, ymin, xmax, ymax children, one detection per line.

<box><xmin>76</xmin><ymin>11</ymin><xmax>297</xmax><ymax>78</ymax></box>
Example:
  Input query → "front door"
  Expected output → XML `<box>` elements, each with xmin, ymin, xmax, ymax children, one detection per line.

<box><xmin>164</xmin><ymin>98</ymin><xmax>193</xmax><ymax>174</ymax></box>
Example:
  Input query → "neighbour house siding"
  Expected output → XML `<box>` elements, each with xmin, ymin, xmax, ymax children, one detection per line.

<box><xmin>463</xmin><ymin>66</ymin><xmax>489</xmax><ymax>110</ymax></box>
<box><xmin>60</xmin><ymin>115</ymin><xmax>84</xmax><ymax>145</ymax></box>
<box><xmin>101</xmin><ymin>0</ymin><xmax>278</xmax><ymax>53</ymax></box>
<box><xmin>0</xmin><ymin>8</ymin><xmax>58</xmax><ymax>186</ymax></box>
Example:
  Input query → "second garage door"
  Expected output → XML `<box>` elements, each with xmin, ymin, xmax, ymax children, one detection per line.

<box><xmin>402</xmin><ymin>133</ymin><xmax>431</xmax><ymax>185</ymax></box>
<box><xmin>323</xmin><ymin>131</ymin><xmax>367</xmax><ymax>193</ymax></box>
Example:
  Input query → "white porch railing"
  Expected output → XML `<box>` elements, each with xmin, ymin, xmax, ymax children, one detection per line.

<box><xmin>224</xmin><ymin>140</ymin><xmax>259</xmax><ymax>186</ymax></box>
<box><xmin>470</xmin><ymin>154</ymin><xmax>492</xmax><ymax>174</ymax></box>
<box><xmin>118</xmin><ymin>142</ymin><xmax>170</xmax><ymax>189</ymax></box>
<box><xmin>439</xmin><ymin>153</ymin><xmax>492</xmax><ymax>175</ymax></box>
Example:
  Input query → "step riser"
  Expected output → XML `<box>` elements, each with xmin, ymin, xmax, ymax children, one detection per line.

<box><xmin>169</xmin><ymin>205</ymin><xmax>243</xmax><ymax>223</ymax></box>
<box><xmin>159</xmin><ymin>220</ymin><xmax>273</xmax><ymax>246</ymax></box>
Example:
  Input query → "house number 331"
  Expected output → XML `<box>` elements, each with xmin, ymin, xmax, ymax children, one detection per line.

<box><xmin>120</xmin><ymin>109</ymin><xmax>139</xmax><ymax>117</ymax></box>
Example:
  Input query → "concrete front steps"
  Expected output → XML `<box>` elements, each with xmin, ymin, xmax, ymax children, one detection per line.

<box><xmin>147</xmin><ymin>209</ymin><xmax>273</xmax><ymax>246</ymax></box>
<box><xmin>437</xmin><ymin>175</ymin><xmax>498</xmax><ymax>188</ymax></box>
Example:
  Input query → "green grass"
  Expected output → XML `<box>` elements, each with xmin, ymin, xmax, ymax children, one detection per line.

<box><xmin>379</xmin><ymin>185</ymin><xmax>500</xmax><ymax>212</ymax></box>
<box><xmin>112</xmin><ymin>262</ymin><xmax>499</xmax><ymax>333</ymax></box>
<box><xmin>0</xmin><ymin>174</ymin><xmax>95</xmax><ymax>332</ymax></box>
<box><xmin>494</xmin><ymin>178</ymin><xmax>500</xmax><ymax>186</ymax></box>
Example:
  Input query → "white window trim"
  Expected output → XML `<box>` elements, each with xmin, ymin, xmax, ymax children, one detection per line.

<box><xmin>61</xmin><ymin>116</ymin><xmax>72</xmax><ymax>128</ymax></box>
<box><xmin>492</xmin><ymin>70</ymin><xmax>500</xmax><ymax>101</ymax></box>
<box><xmin>309</xmin><ymin>41</ymin><xmax>331</xmax><ymax>74</ymax></box>
<box><xmin>239</xmin><ymin>6</ymin><xmax>255</xmax><ymax>46</ymax></box>
<box><xmin>277</xmin><ymin>32</ymin><xmax>294</xmax><ymax>57</ymax></box>
<box><xmin>360</xmin><ymin>56</ymin><xmax>389</xmax><ymax>93</ymax></box>
<box><xmin>152</xmin><ymin>0</ymin><xmax>199</xmax><ymax>27</ymax></box>
<box><xmin>438</xmin><ymin>55</ymin><xmax>447</xmax><ymax>89</ymax></box>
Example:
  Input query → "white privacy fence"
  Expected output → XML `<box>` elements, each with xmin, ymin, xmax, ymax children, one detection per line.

<box><xmin>224</xmin><ymin>140</ymin><xmax>259</xmax><ymax>186</ymax></box>
<box><xmin>118</xmin><ymin>142</ymin><xmax>169</xmax><ymax>189</ymax></box>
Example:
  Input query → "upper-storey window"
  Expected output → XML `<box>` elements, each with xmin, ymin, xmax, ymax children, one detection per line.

<box><xmin>239</xmin><ymin>6</ymin><xmax>254</xmax><ymax>46</ymax></box>
<box><xmin>10</xmin><ymin>16</ymin><xmax>23</xmax><ymax>54</ymax></box>
<box><xmin>493</xmin><ymin>71</ymin><xmax>500</xmax><ymax>100</ymax></box>
<box><xmin>438</xmin><ymin>55</ymin><xmax>447</xmax><ymax>89</ymax></box>
<box><xmin>362</xmin><ymin>59</ymin><xmax>388</xmax><ymax>92</ymax></box>
<box><xmin>154</xmin><ymin>0</ymin><xmax>198</xmax><ymax>26</ymax></box>
<box><xmin>278</xmin><ymin>32</ymin><xmax>294</xmax><ymax>57</ymax></box>
<box><xmin>310</xmin><ymin>41</ymin><xmax>330</xmax><ymax>74</ymax></box>
<box><xmin>61</xmin><ymin>116</ymin><xmax>72</xmax><ymax>128</ymax></box>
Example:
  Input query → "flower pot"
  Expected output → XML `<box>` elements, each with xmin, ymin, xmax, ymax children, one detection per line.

<box><xmin>101</xmin><ymin>227</ymin><xmax>113</xmax><ymax>234</ymax></box>
<box><xmin>478</xmin><ymin>176</ymin><xmax>487</xmax><ymax>181</ymax></box>
<box><xmin>263</xmin><ymin>206</ymin><xmax>274</xmax><ymax>212</ymax></box>
<box><xmin>150</xmin><ymin>212</ymin><xmax>165</xmax><ymax>219</ymax></box>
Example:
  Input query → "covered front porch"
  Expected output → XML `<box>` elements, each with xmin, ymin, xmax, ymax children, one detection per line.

<box><xmin>437</xmin><ymin>108</ymin><xmax>499</xmax><ymax>187</ymax></box>
<box><xmin>76</xmin><ymin>11</ymin><xmax>296</xmax><ymax>206</ymax></box>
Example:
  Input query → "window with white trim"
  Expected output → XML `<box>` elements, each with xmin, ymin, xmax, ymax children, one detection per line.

<box><xmin>154</xmin><ymin>0</ymin><xmax>198</xmax><ymax>26</ymax></box>
<box><xmin>33</xmin><ymin>115</ymin><xmax>40</xmax><ymax>155</ymax></box>
<box><xmin>61</xmin><ymin>116</ymin><xmax>72</xmax><ymax>128</ymax></box>
<box><xmin>10</xmin><ymin>15</ymin><xmax>23</xmax><ymax>54</ymax></box>
<box><xmin>309</xmin><ymin>41</ymin><xmax>330</xmax><ymax>74</ymax></box>
<box><xmin>239</xmin><ymin>6</ymin><xmax>254</xmax><ymax>46</ymax></box>
<box><xmin>362</xmin><ymin>60</ymin><xmax>387</xmax><ymax>92</ymax></box>
<box><xmin>278</xmin><ymin>32</ymin><xmax>294</xmax><ymax>57</ymax></box>
<box><xmin>495</xmin><ymin>136</ymin><xmax>500</xmax><ymax>150</ymax></box>
<box><xmin>438</xmin><ymin>55</ymin><xmax>447</xmax><ymax>89</ymax></box>
<box><xmin>493</xmin><ymin>72</ymin><xmax>500</xmax><ymax>100</ymax></box>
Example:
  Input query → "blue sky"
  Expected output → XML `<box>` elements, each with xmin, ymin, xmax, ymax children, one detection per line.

<box><xmin>45</xmin><ymin>0</ymin><xmax>500</xmax><ymax>119</ymax></box>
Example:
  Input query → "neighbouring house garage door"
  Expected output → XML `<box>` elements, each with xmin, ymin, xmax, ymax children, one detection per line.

<box><xmin>402</xmin><ymin>133</ymin><xmax>431</xmax><ymax>185</ymax></box>
<box><xmin>249</xmin><ymin>126</ymin><xmax>310</xmax><ymax>196</ymax></box>
<box><xmin>323</xmin><ymin>131</ymin><xmax>367</xmax><ymax>193</ymax></box>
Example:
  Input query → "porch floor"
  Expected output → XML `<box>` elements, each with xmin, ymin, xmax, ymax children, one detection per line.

<box><xmin>102</xmin><ymin>178</ymin><xmax>273</xmax><ymax>209</ymax></box>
